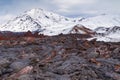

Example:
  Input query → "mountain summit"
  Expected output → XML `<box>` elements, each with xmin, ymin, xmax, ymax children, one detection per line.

<box><xmin>0</xmin><ymin>8</ymin><xmax>83</xmax><ymax>35</ymax></box>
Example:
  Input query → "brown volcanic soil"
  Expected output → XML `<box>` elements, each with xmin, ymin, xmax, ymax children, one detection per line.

<box><xmin>0</xmin><ymin>34</ymin><xmax>120</xmax><ymax>80</ymax></box>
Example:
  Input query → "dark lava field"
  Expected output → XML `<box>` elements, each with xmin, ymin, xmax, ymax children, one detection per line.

<box><xmin>0</xmin><ymin>34</ymin><xmax>120</xmax><ymax>80</ymax></box>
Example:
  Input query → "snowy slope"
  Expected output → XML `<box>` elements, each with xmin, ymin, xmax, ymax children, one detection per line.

<box><xmin>26</xmin><ymin>8</ymin><xmax>74</xmax><ymax>25</ymax></box>
<box><xmin>92</xmin><ymin>26</ymin><xmax>120</xmax><ymax>42</ymax></box>
<box><xmin>78</xmin><ymin>14</ymin><xmax>120</xmax><ymax>42</ymax></box>
<box><xmin>1</xmin><ymin>14</ymin><xmax>42</xmax><ymax>32</ymax></box>
<box><xmin>80</xmin><ymin>14</ymin><xmax>120</xmax><ymax>30</ymax></box>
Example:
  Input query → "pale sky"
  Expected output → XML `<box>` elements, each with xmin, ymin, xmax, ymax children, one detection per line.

<box><xmin>0</xmin><ymin>0</ymin><xmax>120</xmax><ymax>24</ymax></box>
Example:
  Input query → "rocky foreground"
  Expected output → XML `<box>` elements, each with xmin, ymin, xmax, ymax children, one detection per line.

<box><xmin>0</xmin><ymin>34</ymin><xmax>120</xmax><ymax>80</ymax></box>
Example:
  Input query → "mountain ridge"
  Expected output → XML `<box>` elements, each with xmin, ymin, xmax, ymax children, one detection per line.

<box><xmin>0</xmin><ymin>8</ymin><xmax>120</xmax><ymax>42</ymax></box>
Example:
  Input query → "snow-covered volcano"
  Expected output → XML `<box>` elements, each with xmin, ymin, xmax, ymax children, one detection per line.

<box><xmin>0</xmin><ymin>8</ymin><xmax>84</xmax><ymax>35</ymax></box>
<box><xmin>0</xmin><ymin>8</ymin><xmax>120</xmax><ymax>42</ymax></box>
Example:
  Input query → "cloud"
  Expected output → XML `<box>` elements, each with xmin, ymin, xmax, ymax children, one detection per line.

<box><xmin>52</xmin><ymin>0</ymin><xmax>97</xmax><ymax>13</ymax></box>
<box><xmin>0</xmin><ymin>0</ymin><xmax>54</xmax><ymax>15</ymax></box>
<box><xmin>0</xmin><ymin>0</ymin><xmax>120</xmax><ymax>21</ymax></box>
<box><xmin>51</xmin><ymin>0</ymin><xmax>120</xmax><ymax>17</ymax></box>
